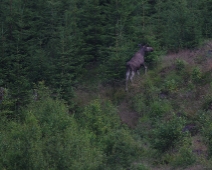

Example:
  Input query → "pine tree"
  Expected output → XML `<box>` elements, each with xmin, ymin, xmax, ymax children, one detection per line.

<box><xmin>155</xmin><ymin>0</ymin><xmax>204</xmax><ymax>50</ymax></box>
<box><xmin>0</xmin><ymin>0</ymin><xmax>32</xmax><ymax>108</ymax></box>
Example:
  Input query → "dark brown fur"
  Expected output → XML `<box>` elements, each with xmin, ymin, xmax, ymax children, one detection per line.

<box><xmin>125</xmin><ymin>44</ymin><xmax>153</xmax><ymax>91</ymax></box>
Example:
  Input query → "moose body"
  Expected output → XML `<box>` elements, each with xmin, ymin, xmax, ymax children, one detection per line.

<box><xmin>125</xmin><ymin>44</ymin><xmax>153</xmax><ymax>91</ymax></box>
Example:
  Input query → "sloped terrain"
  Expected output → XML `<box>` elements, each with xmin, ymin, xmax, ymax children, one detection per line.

<box><xmin>113</xmin><ymin>41</ymin><xmax>212</xmax><ymax>169</ymax></box>
<box><xmin>72</xmin><ymin>41</ymin><xmax>212</xmax><ymax>169</ymax></box>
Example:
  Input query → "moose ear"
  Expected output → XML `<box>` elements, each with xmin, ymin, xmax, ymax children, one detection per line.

<box><xmin>138</xmin><ymin>44</ymin><xmax>142</xmax><ymax>47</ymax></box>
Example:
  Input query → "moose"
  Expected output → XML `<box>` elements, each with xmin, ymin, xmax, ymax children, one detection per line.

<box><xmin>125</xmin><ymin>44</ymin><xmax>153</xmax><ymax>91</ymax></box>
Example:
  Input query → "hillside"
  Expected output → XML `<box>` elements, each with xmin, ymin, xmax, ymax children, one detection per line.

<box><xmin>1</xmin><ymin>42</ymin><xmax>212</xmax><ymax>169</ymax></box>
<box><xmin>74</xmin><ymin>41</ymin><xmax>212</xmax><ymax>169</ymax></box>
<box><xmin>2</xmin><ymin>0</ymin><xmax>212</xmax><ymax>169</ymax></box>
<box><xmin>122</xmin><ymin>41</ymin><xmax>212</xmax><ymax>169</ymax></box>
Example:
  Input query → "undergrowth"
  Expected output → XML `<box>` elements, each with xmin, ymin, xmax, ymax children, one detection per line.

<box><xmin>3</xmin><ymin>43</ymin><xmax>212</xmax><ymax>169</ymax></box>
<box><xmin>114</xmin><ymin>43</ymin><xmax>212</xmax><ymax>169</ymax></box>
<box><xmin>74</xmin><ymin>43</ymin><xmax>212</xmax><ymax>169</ymax></box>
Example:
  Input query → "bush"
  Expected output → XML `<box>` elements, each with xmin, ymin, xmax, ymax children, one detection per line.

<box><xmin>81</xmin><ymin>99</ymin><xmax>120</xmax><ymax>137</ymax></box>
<box><xmin>175</xmin><ymin>59</ymin><xmax>187</xmax><ymax>72</ymax></box>
<box><xmin>202</xmin><ymin>95</ymin><xmax>212</xmax><ymax>111</ymax></box>
<box><xmin>133</xmin><ymin>94</ymin><xmax>147</xmax><ymax>114</ymax></box>
<box><xmin>131</xmin><ymin>163</ymin><xmax>150</xmax><ymax>170</ymax></box>
<box><xmin>0</xmin><ymin>94</ymin><xmax>103</xmax><ymax>169</ymax></box>
<box><xmin>163</xmin><ymin>79</ymin><xmax>178</xmax><ymax>92</ymax></box>
<box><xmin>80</xmin><ymin>99</ymin><xmax>140</xmax><ymax>169</ymax></box>
<box><xmin>148</xmin><ymin>99</ymin><xmax>172</xmax><ymax>118</ymax></box>
<box><xmin>151</xmin><ymin>115</ymin><xmax>186</xmax><ymax>152</ymax></box>
<box><xmin>162</xmin><ymin>73</ymin><xmax>182</xmax><ymax>93</ymax></box>
<box><xmin>199</xmin><ymin>110</ymin><xmax>212</xmax><ymax>158</ymax></box>
<box><xmin>192</xmin><ymin>67</ymin><xmax>202</xmax><ymax>83</ymax></box>
<box><xmin>142</xmin><ymin>74</ymin><xmax>161</xmax><ymax>102</ymax></box>
<box><xmin>172</xmin><ymin>136</ymin><xmax>196</xmax><ymax>168</ymax></box>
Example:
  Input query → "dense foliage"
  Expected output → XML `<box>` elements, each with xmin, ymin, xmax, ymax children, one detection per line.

<box><xmin>1</xmin><ymin>0</ymin><xmax>212</xmax><ymax>169</ymax></box>
<box><xmin>1</xmin><ymin>0</ymin><xmax>212</xmax><ymax>106</ymax></box>
<box><xmin>0</xmin><ymin>85</ymin><xmax>141</xmax><ymax>169</ymax></box>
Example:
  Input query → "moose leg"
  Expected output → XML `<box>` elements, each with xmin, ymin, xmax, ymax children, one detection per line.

<box><xmin>143</xmin><ymin>63</ymin><xmax>147</xmax><ymax>74</ymax></box>
<box><xmin>125</xmin><ymin>70</ymin><xmax>131</xmax><ymax>91</ymax></box>
<box><xmin>145</xmin><ymin>66</ymin><xmax>147</xmax><ymax>74</ymax></box>
<box><xmin>130</xmin><ymin>71</ymin><xmax>135</xmax><ymax>83</ymax></box>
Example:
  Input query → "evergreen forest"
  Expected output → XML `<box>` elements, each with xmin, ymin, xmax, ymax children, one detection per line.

<box><xmin>2</xmin><ymin>0</ymin><xmax>212</xmax><ymax>169</ymax></box>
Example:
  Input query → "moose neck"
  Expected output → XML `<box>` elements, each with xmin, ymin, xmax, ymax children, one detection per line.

<box><xmin>138</xmin><ymin>48</ymin><xmax>145</xmax><ymax>55</ymax></box>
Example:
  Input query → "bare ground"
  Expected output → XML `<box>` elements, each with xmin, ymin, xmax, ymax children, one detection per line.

<box><xmin>117</xmin><ymin>101</ymin><xmax>139</xmax><ymax>128</ymax></box>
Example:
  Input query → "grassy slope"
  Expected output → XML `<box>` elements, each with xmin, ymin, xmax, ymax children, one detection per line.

<box><xmin>74</xmin><ymin>41</ymin><xmax>212</xmax><ymax>169</ymax></box>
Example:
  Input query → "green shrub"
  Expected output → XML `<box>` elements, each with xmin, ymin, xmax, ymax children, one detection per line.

<box><xmin>80</xmin><ymin>99</ymin><xmax>140</xmax><ymax>169</ymax></box>
<box><xmin>131</xmin><ymin>163</ymin><xmax>150</xmax><ymax>170</ymax></box>
<box><xmin>199</xmin><ymin>70</ymin><xmax>212</xmax><ymax>85</ymax></box>
<box><xmin>187</xmin><ymin>80</ymin><xmax>195</xmax><ymax>90</ymax></box>
<box><xmin>0</xmin><ymin>95</ymin><xmax>103</xmax><ymax>169</ymax></box>
<box><xmin>81</xmin><ymin>99</ymin><xmax>120</xmax><ymax>137</ymax></box>
<box><xmin>133</xmin><ymin>94</ymin><xmax>147</xmax><ymax>113</ymax></box>
<box><xmin>112</xmin><ymin>88</ymin><xmax>126</xmax><ymax>105</ymax></box>
<box><xmin>148</xmin><ymin>99</ymin><xmax>172</xmax><ymax>118</ymax></box>
<box><xmin>163</xmin><ymin>79</ymin><xmax>178</xmax><ymax>92</ymax></box>
<box><xmin>151</xmin><ymin>115</ymin><xmax>186</xmax><ymax>152</ymax></box>
<box><xmin>162</xmin><ymin>73</ymin><xmax>182</xmax><ymax>93</ymax></box>
<box><xmin>192</xmin><ymin>67</ymin><xmax>202</xmax><ymax>83</ymax></box>
<box><xmin>172</xmin><ymin>136</ymin><xmax>196</xmax><ymax>168</ymax></box>
<box><xmin>199</xmin><ymin>110</ymin><xmax>212</xmax><ymax>158</ymax></box>
<box><xmin>176</xmin><ymin>59</ymin><xmax>187</xmax><ymax>72</ymax></box>
<box><xmin>202</xmin><ymin>95</ymin><xmax>212</xmax><ymax>111</ymax></box>
<box><xmin>142</xmin><ymin>74</ymin><xmax>161</xmax><ymax>102</ymax></box>
<box><xmin>152</xmin><ymin>152</ymin><xmax>175</xmax><ymax>165</ymax></box>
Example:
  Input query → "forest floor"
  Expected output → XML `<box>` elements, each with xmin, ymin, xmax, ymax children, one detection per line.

<box><xmin>118</xmin><ymin>101</ymin><xmax>139</xmax><ymax>128</ymax></box>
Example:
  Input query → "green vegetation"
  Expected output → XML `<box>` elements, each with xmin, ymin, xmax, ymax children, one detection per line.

<box><xmin>1</xmin><ymin>0</ymin><xmax>212</xmax><ymax>169</ymax></box>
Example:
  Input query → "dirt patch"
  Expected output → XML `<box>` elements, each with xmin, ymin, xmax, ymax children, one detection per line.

<box><xmin>148</xmin><ymin>164</ymin><xmax>205</xmax><ymax>170</ymax></box>
<box><xmin>164</xmin><ymin>43</ymin><xmax>212</xmax><ymax>73</ymax></box>
<box><xmin>192</xmin><ymin>135</ymin><xmax>208</xmax><ymax>158</ymax></box>
<box><xmin>159</xmin><ymin>65</ymin><xmax>176</xmax><ymax>78</ymax></box>
<box><xmin>118</xmin><ymin>101</ymin><xmax>139</xmax><ymax>128</ymax></box>
<box><xmin>180</xmin><ymin>165</ymin><xmax>205</xmax><ymax>170</ymax></box>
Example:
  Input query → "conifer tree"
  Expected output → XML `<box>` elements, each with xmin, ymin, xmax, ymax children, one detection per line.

<box><xmin>155</xmin><ymin>0</ymin><xmax>204</xmax><ymax>50</ymax></box>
